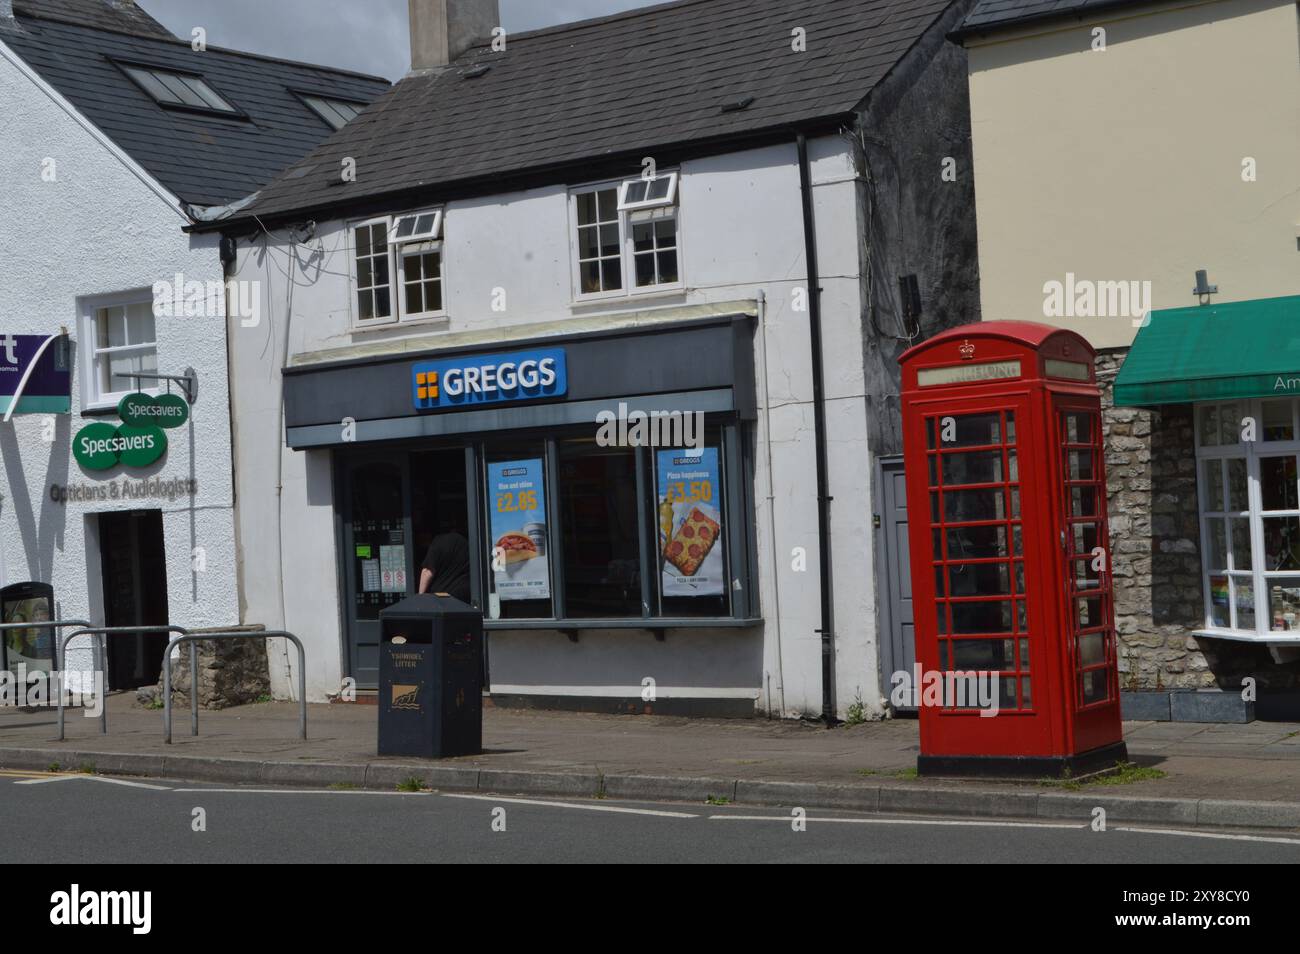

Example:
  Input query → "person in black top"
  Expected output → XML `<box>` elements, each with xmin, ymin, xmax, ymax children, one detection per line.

<box><xmin>418</xmin><ymin>531</ymin><xmax>472</xmax><ymax>603</ymax></box>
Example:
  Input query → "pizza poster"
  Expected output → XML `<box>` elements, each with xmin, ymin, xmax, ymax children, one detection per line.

<box><xmin>656</xmin><ymin>448</ymin><xmax>724</xmax><ymax>597</ymax></box>
<box><xmin>487</xmin><ymin>459</ymin><xmax>551</xmax><ymax>601</ymax></box>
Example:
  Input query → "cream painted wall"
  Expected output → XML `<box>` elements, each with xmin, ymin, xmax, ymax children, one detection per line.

<box><xmin>967</xmin><ymin>0</ymin><xmax>1300</xmax><ymax>348</ymax></box>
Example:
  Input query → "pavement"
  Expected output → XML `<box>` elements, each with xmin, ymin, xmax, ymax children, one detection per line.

<box><xmin>2</xmin><ymin>695</ymin><xmax>1300</xmax><ymax>831</ymax></box>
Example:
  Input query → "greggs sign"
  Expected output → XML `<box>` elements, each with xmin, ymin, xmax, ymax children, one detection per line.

<box><xmin>412</xmin><ymin>348</ymin><xmax>567</xmax><ymax>411</ymax></box>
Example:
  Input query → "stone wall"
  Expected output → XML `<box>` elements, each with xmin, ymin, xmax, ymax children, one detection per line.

<box><xmin>1098</xmin><ymin>350</ymin><xmax>1300</xmax><ymax>691</ymax></box>
<box><xmin>138</xmin><ymin>626</ymin><xmax>271</xmax><ymax>710</ymax></box>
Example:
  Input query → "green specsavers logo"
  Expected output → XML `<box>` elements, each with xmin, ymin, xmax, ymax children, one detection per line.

<box><xmin>72</xmin><ymin>394</ymin><xmax>188</xmax><ymax>472</ymax></box>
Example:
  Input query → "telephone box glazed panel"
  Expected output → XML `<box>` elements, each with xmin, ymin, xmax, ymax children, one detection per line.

<box><xmin>899</xmin><ymin>322</ymin><xmax>1127</xmax><ymax>777</ymax></box>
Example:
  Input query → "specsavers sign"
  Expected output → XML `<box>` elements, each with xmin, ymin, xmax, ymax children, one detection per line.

<box><xmin>413</xmin><ymin>348</ymin><xmax>566</xmax><ymax>411</ymax></box>
<box><xmin>72</xmin><ymin>393</ymin><xmax>188</xmax><ymax>472</ymax></box>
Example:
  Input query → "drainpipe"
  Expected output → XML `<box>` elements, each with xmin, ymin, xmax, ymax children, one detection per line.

<box><xmin>796</xmin><ymin>133</ymin><xmax>836</xmax><ymax>723</ymax></box>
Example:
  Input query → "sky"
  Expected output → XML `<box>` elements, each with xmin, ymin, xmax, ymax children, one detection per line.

<box><xmin>137</xmin><ymin>0</ymin><xmax>663</xmax><ymax>80</ymax></box>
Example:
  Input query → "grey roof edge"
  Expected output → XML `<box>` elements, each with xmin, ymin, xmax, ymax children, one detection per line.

<box><xmin>950</xmin><ymin>0</ymin><xmax>1174</xmax><ymax>41</ymax></box>
<box><xmin>191</xmin><ymin>114</ymin><xmax>852</xmax><ymax>235</ymax></box>
<box><xmin>14</xmin><ymin>7</ymin><xmax>390</xmax><ymax>83</ymax></box>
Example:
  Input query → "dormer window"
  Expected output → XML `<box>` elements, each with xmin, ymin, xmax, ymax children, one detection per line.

<box><xmin>298</xmin><ymin>93</ymin><xmax>367</xmax><ymax>131</ymax></box>
<box><xmin>118</xmin><ymin>63</ymin><xmax>238</xmax><ymax>115</ymax></box>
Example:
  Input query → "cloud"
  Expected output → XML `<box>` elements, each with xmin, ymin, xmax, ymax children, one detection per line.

<box><xmin>138</xmin><ymin>0</ymin><xmax>662</xmax><ymax>81</ymax></box>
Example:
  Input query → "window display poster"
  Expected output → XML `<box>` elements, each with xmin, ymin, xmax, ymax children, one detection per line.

<box><xmin>487</xmin><ymin>459</ymin><xmax>550</xmax><ymax>601</ymax></box>
<box><xmin>2</xmin><ymin>595</ymin><xmax>55</xmax><ymax>674</ymax></box>
<box><xmin>656</xmin><ymin>448</ymin><xmax>723</xmax><ymax>597</ymax></box>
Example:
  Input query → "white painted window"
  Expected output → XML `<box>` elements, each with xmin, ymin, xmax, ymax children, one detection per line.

<box><xmin>571</xmin><ymin>176</ymin><xmax>682</xmax><ymax>300</ymax></box>
<box><xmin>80</xmin><ymin>293</ymin><xmax>159</xmax><ymax>409</ymax></box>
<box><xmin>352</xmin><ymin>217</ymin><xmax>394</xmax><ymax>324</ymax></box>
<box><xmin>351</xmin><ymin>209</ymin><xmax>446</xmax><ymax>327</ymax></box>
<box><xmin>1196</xmin><ymin>399</ymin><xmax>1300</xmax><ymax>639</ymax></box>
<box><xmin>617</xmin><ymin>172</ymin><xmax>678</xmax><ymax>212</ymax></box>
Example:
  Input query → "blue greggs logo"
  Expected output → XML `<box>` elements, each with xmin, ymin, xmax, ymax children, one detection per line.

<box><xmin>413</xmin><ymin>348</ymin><xmax>567</xmax><ymax>411</ymax></box>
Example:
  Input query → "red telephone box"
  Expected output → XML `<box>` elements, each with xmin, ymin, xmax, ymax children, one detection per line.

<box><xmin>899</xmin><ymin>322</ymin><xmax>1126</xmax><ymax>777</ymax></box>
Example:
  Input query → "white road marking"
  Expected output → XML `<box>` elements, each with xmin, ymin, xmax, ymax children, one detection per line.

<box><xmin>15</xmin><ymin>774</ymin><xmax>170</xmax><ymax>790</ymax></box>
<box><xmin>1116</xmin><ymin>826</ymin><xmax>1300</xmax><ymax>846</ymax></box>
<box><xmin>442</xmin><ymin>792</ymin><xmax>698</xmax><ymax>818</ymax></box>
<box><xmin>710</xmin><ymin>815</ymin><xmax>1085</xmax><ymax>829</ymax></box>
<box><xmin>171</xmin><ymin>788</ymin><xmax>408</xmax><ymax>796</ymax></box>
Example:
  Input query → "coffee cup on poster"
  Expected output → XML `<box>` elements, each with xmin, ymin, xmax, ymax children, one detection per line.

<box><xmin>524</xmin><ymin>522</ymin><xmax>547</xmax><ymax>556</ymax></box>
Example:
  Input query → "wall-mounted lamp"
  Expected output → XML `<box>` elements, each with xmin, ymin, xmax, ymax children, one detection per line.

<box><xmin>1193</xmin><ymin>269</ymin><xmax>1218</xmax><ymax>302</ymax></box>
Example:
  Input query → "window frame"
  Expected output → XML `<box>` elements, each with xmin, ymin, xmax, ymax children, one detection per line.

<box><xmin>569</xmin><ymin>175</ymin><xmax>684</xmax><ymax>303</ymax></box>
<box><xmin>1195</xmin><ymin>398</ymin><xmax>1300</xmax><ymax>640</ymax></box>
<box><xmin>294</xmin><ymin>91</ymin><xmax>367</xmax><ymax>131</ymax></box>
<box><xmin>114</xmin><ymin>59</ymin><xmax>245</xmax><ymax>118</ymax></box>
<box><xmin>617</xmin><ymin>172</ymin><xmax>679</xmax><ymax>212</ymax></box>
<box><xmin>348</xmin><ymin>209</ymin><xmax>448</xmax><ymax>329</ymax></box>
<box><xmin>77</xmin><ymin>290</ymin><xmax>162</xmax><ymax>411</ymax></box>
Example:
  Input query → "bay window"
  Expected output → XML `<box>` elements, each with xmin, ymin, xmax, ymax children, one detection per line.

<box><xmin>1197</xmin><ymin>399</ymin><xmax>1300</xmax><ymax>636</ymax></box>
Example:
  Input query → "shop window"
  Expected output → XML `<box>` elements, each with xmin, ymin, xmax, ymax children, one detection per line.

<box><xmin>479</xmin><ymin>423</ymin><xmax>748</xmax><ymax>624</ymax></box>
<box><xmin>558</xmin><ymin>438</ymin><xmax>642</xmax><ymax>617</ymax></box>
<box><xmin>654</xmin><ymin>428</ymin><xmax>730</xmax><ymax>618</ymax></box>
<box><xmin>483</xmin><ymin>441</ymin><xmax>554</xmax><ymax>620</ymax></box>
<box><xmin>1196</xmin><ymin>399</ymin><xmax>1300</xmax><ymax>636</ymax></box>
<box><xmin>80</xmin><ymin>294</ymin><xmax>159</xmax><ymax>408</ymax></box>
<box><xmin>571</xmin><ymin>176</ymin><xmax>682</xmax><ymax>300</ymax></box>
<box><xmin>351</xmin><ymin>209</ymin><xmax>446</xmax><ymax>326</ymax></box>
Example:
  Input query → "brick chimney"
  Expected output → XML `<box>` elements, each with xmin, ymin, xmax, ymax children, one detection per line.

<box><xmin>409</xmin><ymin>0</ymin><xmax>501</xmax><ymax>73</ymax></box>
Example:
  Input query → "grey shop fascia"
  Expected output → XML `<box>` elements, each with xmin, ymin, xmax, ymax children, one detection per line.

<box><xmin>281</xmin><ymin>312</ymin><xmax>763</xmax><ymax>646</ymax></box>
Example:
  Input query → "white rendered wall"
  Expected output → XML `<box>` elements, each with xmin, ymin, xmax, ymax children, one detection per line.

<box><xmin>0</xmin><ymin>41</ymin><xmax>239</xmax><ymax>689</ymax></box>
<box><xmin>229</xmin><ymin>137</ymin><xmax>882</xmax><ymax>718</ymax></box>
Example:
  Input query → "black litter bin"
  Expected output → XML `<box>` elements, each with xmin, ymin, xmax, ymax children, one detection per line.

<box><xmin>378</xmin><ymin>594</ymin><xmax>483</xmax><ymax>758</ymax></box>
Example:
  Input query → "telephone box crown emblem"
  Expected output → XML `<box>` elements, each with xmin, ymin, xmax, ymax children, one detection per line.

<box><xmin>958</xmin><ymin>340</ymin><xmax>976</xmax><ymax>361</ymax></box>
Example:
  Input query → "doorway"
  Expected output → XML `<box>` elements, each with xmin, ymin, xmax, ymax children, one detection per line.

<box><xmin>340</xmin><ymin>448</ymin><xmax>468</xmax><ymax>689</ymax></box>
<box><xmin>98</xmin><ymin>510</ymin><xmax>169</xmax><ymax>690</ymax></box>
<box><xmin>877</xmin><ymin>456</ymin><xmax>916</xmax><ymax>710</ymax></box>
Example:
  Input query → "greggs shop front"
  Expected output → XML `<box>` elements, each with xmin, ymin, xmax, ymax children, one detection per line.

<box><xmin>281</xmin><ymin>312</ymin><xmax>763</xmax><ymax>713</ymax></box>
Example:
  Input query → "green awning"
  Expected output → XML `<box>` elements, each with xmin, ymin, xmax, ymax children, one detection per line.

<box><xmin>1114</xmin><ymin>295</ymin><xmax>1300</xmax><ymax>407</ymax></box>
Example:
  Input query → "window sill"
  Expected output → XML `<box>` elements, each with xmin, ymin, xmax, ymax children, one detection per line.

<box><xmin>350</xmin><ymin>315</ymin><xmax>450</xmax><ymax>336</ymax></box>
<box><xmin>1193</xmin><ymin>628</ymin><xmax>1300</xmax><ymax>645</ymax></box>
<box><xmin>570</xmin><ymin>287</ymin><xmax>687</xmax><ymax>310</ymax></box>
<box><xmin>484</xmin><ymin>617</ymin><xmax>761</xmax><ymax>632</ymax></box>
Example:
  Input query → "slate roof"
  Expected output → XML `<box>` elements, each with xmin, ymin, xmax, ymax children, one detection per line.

<box><xmin>1</xmin><ymin>1</ymin><xmax>390</xmax><ymax>207</ymax></box>
<box><xmin>14</xmin><ymin>0</ymin><xmax>175</xmax><ymax>40</ymax></box>
<box><xmin>957</xmin><ymin>0</ymin><xmax>1156</xmax><ymax>37</ymax></box>
<box><xmin>229</xmin><ymin>0</ymin><xmax>956</xmax><ymax>226</ymax></box>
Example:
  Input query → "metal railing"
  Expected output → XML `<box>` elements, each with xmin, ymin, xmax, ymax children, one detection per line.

<box><xmin>57</xmin><ymin>626</ymin><xmax>193</xmax><ymax>740</ymax></box>
<box><xmin>163</xmin><ymin>631</ymin><xmax>306</xmax><ymax>744</ymax></box>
